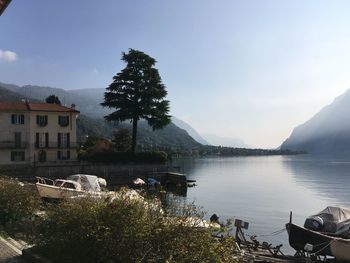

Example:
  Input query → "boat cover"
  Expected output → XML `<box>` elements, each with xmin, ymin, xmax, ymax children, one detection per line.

<box><xmin>67</xmin><ymin>174</ymin><xmax>101</xmax><ymax>192</ymax></box>
<box><xmin>304</xmin><ymin>206</ymin><xmax>350</xmax><ymax>237</ymax></box>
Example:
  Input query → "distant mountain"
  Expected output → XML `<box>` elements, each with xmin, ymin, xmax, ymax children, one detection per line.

<box><xmin>0</xmin><ymin>84</ymin><xmax>39</xmax><ymax>102</ymax></box>
<box><xmin>0</xmin><ymin>82</ymin><xmax>202</xmax><ymax>149</ymax></box>
<box><xmin>281</xmin><ymin>89</ymin><xmax>350</xmax><ymax>154</ymax></box>
<box><xmin>202</xmin><ymin>133</ymin><xmax>249</xmax><ymax>148</ymax></box>
<box><xmin>171</xmin><ymin>117</ymin><xmax>208</xmax><ymax>145</ymax></box>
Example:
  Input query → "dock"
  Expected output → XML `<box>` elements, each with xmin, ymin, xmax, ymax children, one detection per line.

<box><xmin>147</xmin><ymin>172</ymin><xmax>188</xmax><ymax>187</ymax></box>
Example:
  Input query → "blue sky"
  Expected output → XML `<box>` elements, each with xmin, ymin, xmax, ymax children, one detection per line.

<box><xmin>1</xmin><ymin>1</ymin><xmax>350</xmax><ymax>148</ymax></box>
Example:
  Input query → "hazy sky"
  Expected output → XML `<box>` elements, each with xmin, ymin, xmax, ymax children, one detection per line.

<box><xmin>1</xmin><ymin>1</ymin><xmax>350</xmax><ymax>148</ymax></box>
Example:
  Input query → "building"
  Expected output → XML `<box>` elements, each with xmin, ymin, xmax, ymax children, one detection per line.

<box><xmin>0</xmin><ymin>102</ymin><xmax>79</xmax><ymax>165</ymax></box>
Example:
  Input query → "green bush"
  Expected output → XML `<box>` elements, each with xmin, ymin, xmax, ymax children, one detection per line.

<box><xmin>0</xmin><ymin>176</ymin><xmax>40</xmax><ymax>229</ymax></box>
<box><xmin>31</xmin><ymin>190</ymin><xmax>237</xmax><ymax>263</ymax></box>
<box><xmin>82</xmin><ymin>151</ymin><xmax>168</xmax><ymax>164</ymax></box>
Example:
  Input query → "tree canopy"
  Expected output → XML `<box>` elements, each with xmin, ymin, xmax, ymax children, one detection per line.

<box><xmin>45</xmin><ymin>94</ymin><xmax>61</xmax><ymax>105</ymax></box>
<box><xmin>101</xmin><ymin>49</ymin><xmax>171</xmax><ymax>152</ymax></box>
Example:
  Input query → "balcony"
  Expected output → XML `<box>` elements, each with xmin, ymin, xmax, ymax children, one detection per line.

<box><xmin>0</xmin><ymin>141</ymin><xmax>27</xmax><ymax>149</ymax></box>
<box><xmin>35</xmin><ymin>142</ymin><xmax>78</xmax><ymax>149</ymax></box>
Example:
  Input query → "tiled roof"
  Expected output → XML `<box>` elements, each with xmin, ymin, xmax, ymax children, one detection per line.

<box><xmin>0</xmin><ymin>102</ymin><xmax>79</xmax><ymax>113</ymax></box>
<box><xmin>28</xmin><ymin>103</ymin><xmax>79</xmax><ymax>112</ymax></box>
<box><xmin>0</xmin><ymin>102</ymin><xmax>28</xmax><ymax>111</ymax></box>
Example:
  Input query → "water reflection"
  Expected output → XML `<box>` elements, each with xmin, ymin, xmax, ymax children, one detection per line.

<box><xmin>281</xmin><ymin>154</ymin><xmax>350</xmax><ymax>207</ymax></box>
<box><xmin>171</xmin><ymin>155</ymin><xmax>350</xmax><ymax>254</ymax></box>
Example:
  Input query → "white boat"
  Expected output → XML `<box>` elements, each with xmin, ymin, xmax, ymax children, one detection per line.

<box><xmin>36</xmin><ymin>174</ymin><xmax>107</xmax><ymax>199</ymax></box>
<box><xmin>330</xmin><ymin>238</ymin><xmax>350</xmax><ymax>262</ymax></box>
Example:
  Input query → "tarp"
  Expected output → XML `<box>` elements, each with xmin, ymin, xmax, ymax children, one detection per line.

<box><xmin>304</xmin><ymin>206</ymin><xmax>350</xmax><ymax>237</ymax></box>
<box><xmin>67</xmin><ymin>174</ymin><xmax>101</xmax><ymax>192</ymax></box>
<box><xmin>133</xmin><ymin>178</ymin><xmax>146</xmax><ymax>186</ymax></box>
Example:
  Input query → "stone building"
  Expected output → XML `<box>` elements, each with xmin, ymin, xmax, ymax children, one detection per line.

<box><xmin>0</xmin><ymin>102</ymin><xmax>79</xmax><ymax>165</ymax></box>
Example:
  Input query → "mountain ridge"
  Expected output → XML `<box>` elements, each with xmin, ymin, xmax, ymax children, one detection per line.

<box><xmin>0</xmin><ymin>82</ymin><xmax>201</xmax><ymax>149</ymax></box>
<box><xmin>281</xmin><ymin>88</ymin><xmax>350</xmax><ymax>153</ymax></box>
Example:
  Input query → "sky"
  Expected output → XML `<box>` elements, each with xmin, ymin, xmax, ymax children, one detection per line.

<box><xmin>1</xmin><ymin>1</ymin><xmax>350</xmax><ymax>148</ymax></box>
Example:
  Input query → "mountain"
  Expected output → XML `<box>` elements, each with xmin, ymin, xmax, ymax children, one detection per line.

<box><xmin>0</xmin><ymin>82</ymin><xmax>201</xmax><ymax>149</ymax></box>
<box><xmin>0</xmin><ymin>84</ymin><xmax>39</xmax><ymax>102</ymax></box>
<box><xmin>171</xmin><ymin>117</ymin><xmax>208</xmax><ymax>145</ymax></box>
<box><xmin>202</xmin><ymin>133</ymin><xmax>249</xmax><ymax>148</ymax></box>
<box><xmin>281</xmin><ymin>89</ymin><xmax>350</xmax><ymax>154</ymax></box>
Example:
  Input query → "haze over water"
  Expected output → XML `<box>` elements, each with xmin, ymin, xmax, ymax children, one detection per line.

<box><xmin>174</xmin><ymin>155</ymin><xmax>350</xmax><ymax>253</ymax></box>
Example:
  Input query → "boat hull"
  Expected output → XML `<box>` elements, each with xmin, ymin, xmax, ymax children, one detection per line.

<box><xmin>36</xmin><ymin>183</ymin><xmax>85</xmax><ymax>199</ymax></box>
<box><xmin>330</xmin><ymin>239</ymin><xmax>350</xmax><ymax>262</ymax></box>
<box><xmin>286</xmin><ymin>223</ymin><xmax>334</xmax><ymax>256</ymax></box>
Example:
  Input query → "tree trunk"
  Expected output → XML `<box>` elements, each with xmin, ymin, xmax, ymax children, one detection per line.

<box><xmin>131</xmin><ymin>118</ymin><xmax>138</xmax><ymax>153</ymax></box>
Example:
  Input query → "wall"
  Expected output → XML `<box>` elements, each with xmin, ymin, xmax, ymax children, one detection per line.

<box><xmin>0</xmin><ymin>163</ymin><xmax>182</xmax><ymax>186</ymax></box>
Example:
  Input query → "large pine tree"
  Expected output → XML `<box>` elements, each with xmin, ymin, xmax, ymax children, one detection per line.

<box><xmin>101</xmin><ymin>49</ymin><xmax>171</xmax><ymax>153</ymax></box>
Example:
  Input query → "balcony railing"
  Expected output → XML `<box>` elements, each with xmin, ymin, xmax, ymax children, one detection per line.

<box><xmin>0</xmin><ymin>141</ymin><xmax>78</xmax><ymax>149</ymax></box>
<box><xmin>0</xmin><ymin>141</ymin><xmax>27</xmax><ymax>149</ymax></box>
<box><xmin>35</xmin><ymin>142</ymin><xmax>78</xmax><ymax>149</ymax></box>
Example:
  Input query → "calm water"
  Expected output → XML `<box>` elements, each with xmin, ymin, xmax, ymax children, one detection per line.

<box><xmin>173</xmin><ymin>154</ymin><xmax>350</xmax><ymax>254</ymax></box>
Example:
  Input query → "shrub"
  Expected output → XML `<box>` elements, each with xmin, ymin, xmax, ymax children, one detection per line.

<box><xmin>0</xmin><ymin>176</ymin><xmax>40</xmax><ymax>231</ymax></box>
<box><xmin>31</xmin><ymin>191</ymin><xmax>237</xmax><ymax>262</ymax></box>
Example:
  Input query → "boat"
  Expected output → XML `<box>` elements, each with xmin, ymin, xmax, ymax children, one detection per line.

<box><xmin>330</xmin><ymin>238</ymin><xmax>350</xmax><ymax>261</ymax></box>
<box><xmin>286</xmin><ymin>222</ymin><xmax>334</xmax><ymax>256</ymax></box>
<box><xmin>286</xmin><ymin>206</ymin><xmax>350</xmax><ymax>260</ymax></box>
<box><xmin>36</xmin><ymin>174</ymin><xmax>107</xmax><ymax>199</ymax></box>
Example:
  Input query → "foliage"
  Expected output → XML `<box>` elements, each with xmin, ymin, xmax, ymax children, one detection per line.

<box><xmin>45</xmin><ymin>94</ymin><xmax>61</xmax><ymax>105</ymax></box>
<box><xmin>113</xmin><ymin>129</ymin><xmax>132</xmax><ymax>152</ymax></box>
<box><xmin>101</xmin><ymin>49</ymin><xmax>171</xmax><ymax>153</ymax></box>
<box><xmin>76</xmin><ymin>115</ymin><xmax>114</xmax><ymax>142</ymax></box>
<box><xmin>0</xmin><ymin>176</ymin><xmax>40</xmax><ymax>229</ymax></box>
<box><xmin>78</xmin><ymin>136</ymin><xmax>114</xmax><ymax>159</ymax></box>
<box><xmin>30</xmin><ymin>191</ymin><xmax>237</xmax><ymax>263</ymax></box>
<box><xmin>81</xmin><ymin>151</ymin><xmax>168</xmax><ymax>164</ymax></box>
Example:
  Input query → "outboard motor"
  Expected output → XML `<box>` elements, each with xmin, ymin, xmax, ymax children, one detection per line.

<box><xmin>304</xmin><ymin>216</ymin><xmax>324</xmax><ymax>231</ymax></box>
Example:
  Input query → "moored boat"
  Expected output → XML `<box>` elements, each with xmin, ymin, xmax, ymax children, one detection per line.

<box><xmin>287</xmin><ymin>206</ymin><xmax>350</xmax><ymax>261</ymax></box>
<box><xmin>286</xmin><ymin>222</ymin><xmax>334</xmax><ymax>256</ymax></box>
<box><xmin>36</xmin><ymin>174</ymin><xmax>107</xmax><ymax>199</ymax></box>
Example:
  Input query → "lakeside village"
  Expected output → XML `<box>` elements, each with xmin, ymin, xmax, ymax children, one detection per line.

<box><xmin>1</xmin><ymin>105</ymin><xmax>350</xmax><ymax>263</ymax></box>
<box><xmin>0</xmin><ymin>99</ymin><xmax>295</xmax><ymax>263</ymax></box>
<box><xmin>1</xmin><ymin>54</ymin><xmax>350</xmax><ymax>262</ymax></box>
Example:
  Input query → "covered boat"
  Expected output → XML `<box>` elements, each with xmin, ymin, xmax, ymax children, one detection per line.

<box><xmin>304</xmin><ymin>206</ymin><xmax>350</xmax><ymax>238</ymax></box>
<box><xmin>36</xmin><ymin>174</ymin><xmax>107</xmax><ymax>199</ymax></box>
<box><xmin>287</xmin><ymin>207</ymin><xmax>350</xmax><ymax>261</ymax></box>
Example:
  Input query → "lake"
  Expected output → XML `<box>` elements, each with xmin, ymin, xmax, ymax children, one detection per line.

<box><xmin>172</xmin><ymin>154</ymin><xmax>350</xmax><ymax>254</ymax></box>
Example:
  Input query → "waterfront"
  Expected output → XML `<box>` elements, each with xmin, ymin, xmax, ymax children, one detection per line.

<box><xmin>174</xmin><ymin>155</ymin><xmax>350</xmax><ymax>254</ymax></box>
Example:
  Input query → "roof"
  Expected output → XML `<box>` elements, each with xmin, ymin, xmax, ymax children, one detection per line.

<box><xmin>0</xmin><ymin>102</ymin><xmax>79</xmax><ymax>113</ymax></box>
<box><xmin>0</xmin><ymin>102</ymin><xmax>28</xmax><ymax>111</ymax></box>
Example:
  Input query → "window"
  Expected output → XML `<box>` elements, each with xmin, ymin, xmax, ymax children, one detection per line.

<box><xmin>11</xmin><ymin>114</ymin><xmax>24</xmax><ymax>125</ymax></box>
<box><xmin>10</xmin><ymin>151</ymin><xmax>25</xmax><ymax>161</ymax></box>
<box><xmin>38</xmin><ymin>150</ymin><xmax>47</xmax><ymax>162</ymax></box>
<box><xmin>57</xmin><ymin>150</ymin><xmax>70</xmax><ymax>160</ymax></box>
<box><xmin>57</xmin><ymin>133</ymin><xmax>70</xmax><ymax>148</ymax></box>
<box><xmin>61</xmin><ymin>182</ymin><xmax>76</xmax><ymax>189</ymax></box>
<box><xmin>58</xmin><ymin>116</ymin><xmax>69</xmax><ymax>126</ymax></box>
<box><xmin>35</xmin><ymin>133</ymin><xmax>49</xmax><ymax>148</ymax></box>
<box><xmin>14</xmin><ymin>132</ymin><xmax>21</xmax><ymax>148</ymax></box>
<box><xmin>36</xmin><ymin>115</ymin><xmax>48</xmax><ymax>126</ymax></box>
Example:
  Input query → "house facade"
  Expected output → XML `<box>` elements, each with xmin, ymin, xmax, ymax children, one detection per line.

<box><xmin>0</xmin><ymin>102</ymin><xmax>79</xmax><ymax>165</ymax></box>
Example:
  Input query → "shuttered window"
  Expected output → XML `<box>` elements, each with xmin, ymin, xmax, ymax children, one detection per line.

<box><xmin>11</xmin><ymin>114</ymin><xmax>24</xmax><ymax>124</ymax></box>
<box><xmin>35</xmin><ymin>133</ymin><xmax>49</xmax><ymax>148</ymax></box>
<box><xmin>58</xmin><ymin>116</ymin><xmax>69</xmax><ymax>126</ymax></box>
<box><xmin>10</xmin><ymin>151</ymin><xmax>25</xmax><ymax>161</ymax></box>
<box><xmin>36</xmin><ymin>115</ymin><xmax>48</xmax><ymax>126</ymax></box>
